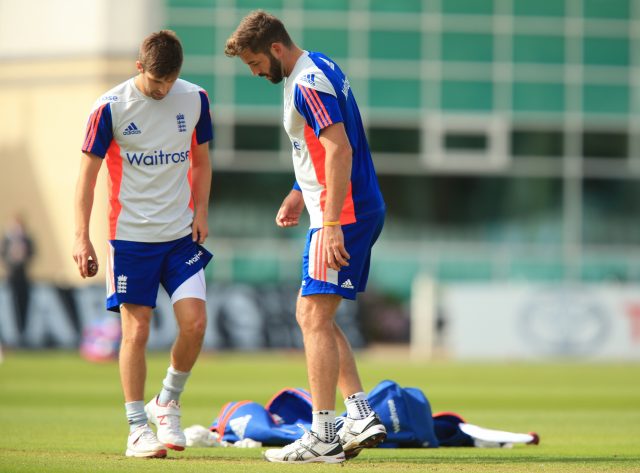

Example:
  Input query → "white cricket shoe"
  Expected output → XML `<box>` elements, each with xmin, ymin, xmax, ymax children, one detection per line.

<box><xmin>125</xmin><ymin>424</ymin><xmax>167</xmax><ymax>458</ymax></box>
<box><xmin>145</xmin><ymin>396</ymin><xmax>186</xmax><ymax>451</ymax></box>
<box><xmin>337</xmin><ymin>411</ymin><xmax>387</xmax><ymax>459</ymax></box>
<box><xmin>263</xmin><ymin>428</ymin><xmax>345</xmax><ymax>463</ymax></box>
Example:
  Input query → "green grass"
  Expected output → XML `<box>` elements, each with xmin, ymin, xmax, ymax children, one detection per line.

<box><xmin>1</xmin><ymin>350</ymin><xmax>639</xmax><ymax>472</ymax></box>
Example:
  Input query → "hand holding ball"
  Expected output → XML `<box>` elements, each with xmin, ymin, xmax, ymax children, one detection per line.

<box><xmin>87</xmin><ymin>259</ymin><xmax>99</xmax><ymax>277</ymax></box>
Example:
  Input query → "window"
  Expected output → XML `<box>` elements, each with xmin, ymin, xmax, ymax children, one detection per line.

<box><xmin>304</xmin><ymin>28</ymin><xmax>349</xmax><ymax>58</ymax></box>
<box><xmin>425</xmin><ymin>116</ymin><xmax>508</xmax><ymax>171</ymax></box>
<box><xmin>513</xmin><ymin>83</ymin><xmax>565</xmax><ymax>113</ymax></box>
<box><xmin>583</xmin><ymin>85</ymin><xmax>629</xmax><ymax>114</ymax></box>
<box><xmin>583</xmin><ymin>37</ymin><xmax>629</xmax><ymax>67</ymax></box>
<box><xmin>583</xmin><ymin>0</ymin><xmax>630</xmax><ymax>19</ymax></box>
<box><xmin>234</xmin><ymin>76</ymin><xmax>281</xmax><ymax>106</ymax></box>
<box><xmin>582</xmin><ymin>131</ymin><xmax>628</xmax><ymax>159</ymax></box>
<box><xmin>583</xmin><ymin>179</ymin><xmax>640</xmax><ymax>245</ymax></box>
<box><xmin>171</xmin><ymin>26</ymin><xmax>216</xmax><ymax>55</ymax></box>
<box><xmin>513</xmin><ymin>0</ymin><xmax>564</xmax><ymax>17</ymax></box>
<box><xmin>304</xmin><ymin>0</ymin><xmax>347</xmax><ymax>10</ymax></box>
<box><xmin>441</xmin><ymin>0</ymin><xmax>493</xmax><ymax>15</ymax></box>
<box><xmin>513</xmin><ymin>35</ymin><xmax>565</xmax><ymax>64</ymax></box>
<box><xmin>444</xmin><ymin>133</ymin><xmax>487</xmax><ymax>152</ymax></box>
<box><xmin>369</xmin><ymin>79</ymin><xmax>422</xmax><ymax>109</ymax></box>
<box><xmin>441</xmin><ymin>33</ymin><xmax>493</xmax><ymax>63</ymax></box>
<box><xmin>441</xmin><ymin>80</ymin><xmax>493</xmax><ymax>111</ymax></box>
<box><xmin>369</xmin><ymin>30</ymin><xmax>422</xmax><ymax>60</ymax></box>
<box><xmin>511</xmin><ymin>130</ymin><xmax>564</xmax><ymax>157</ymax></box>
<box><xmin>371</xmin><ymin>0</ymin><xmax>423</xmax><ymax>13</ymax></box>
<box><xmin>234</xmin><ymin>124</ymin><xmax>280</xmax><ymax>151</ymax></box>
<box><xmin>368</xmin><ymin>126</ymin><xmax>420</xmax><ymax>154</ymax></box>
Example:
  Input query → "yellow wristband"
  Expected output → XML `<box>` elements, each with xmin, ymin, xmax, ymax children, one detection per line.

<box><xmin>323</xmin><ymin>220</ymin><xmax>341</xmax><ymax>226</ymax></box>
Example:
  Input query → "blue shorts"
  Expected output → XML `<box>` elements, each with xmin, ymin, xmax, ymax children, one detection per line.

<box><xmin>301</xmin><ymin>209</ymin><xmax>385</xmax><ymax>300</ymax></box>
<box><xmin>105</xmin><ymin>234</ymin><xmax>213</xmax><ymax>312</ymax></box>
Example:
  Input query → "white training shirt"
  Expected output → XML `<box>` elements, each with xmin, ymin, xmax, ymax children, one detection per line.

<box><xmin>283</xmin><ymin>51</ymin><xmax>384</xmax><ymax>229</ymax></box>
<box><xmin>82</xmin><ymin>78</ymin><xmax>213</xmax><ymax>242</ymax></box>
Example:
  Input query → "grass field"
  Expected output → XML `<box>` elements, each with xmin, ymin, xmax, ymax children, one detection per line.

<box><xmin>1</xmin><ymin>349</ymin><xmax>639</xmax><ymax>473</ymax></box>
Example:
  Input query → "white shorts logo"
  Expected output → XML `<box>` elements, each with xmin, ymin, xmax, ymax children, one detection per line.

<box><xmin>341</xmin><ymin>279</ymin><xmax>354</xmax><ymax>289</ymax></box>
<box><xmin>117</xmin><ymin>275</ymin><xmax>128</xmax><ymax>294</ymax></box>
<box><xmin>186</xmin><ymin>250</ymin><xmax>204</xmax><ymax>266</ymax></box>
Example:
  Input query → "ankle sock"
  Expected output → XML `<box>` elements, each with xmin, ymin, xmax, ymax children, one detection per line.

<box><xmin>345</xmin><ymin>392</ymin><xmax>372</xmax><ymax>420</ymax></box>
<box><xmin>125</xmin><ymin>400</ymin><xmax>147</xmax><ymax>432</ymax></box>
<box><xmin>157</xmin><ymin>366</ymin><xmax>190</xmax><ymax>405</ymax></box>
<box><xmin>311</xmin><ymin>410</ymin><xmax>336</xmax><ymax>443</ymax></box>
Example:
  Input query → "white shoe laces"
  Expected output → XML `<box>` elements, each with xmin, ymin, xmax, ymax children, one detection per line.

<box><xmin>130</xmin><ymin>425</ymin><xmax>160</xmax><ymax>446</ymax></box>
<box><xmin>139</xmin><ymin>426</ymin><xmax>159</xmax><ymax>441</ymax></box>
<box><xmin>288</xmin><ymin>425</ymin><xmax>314</xmax><ymax>449</ymax></box>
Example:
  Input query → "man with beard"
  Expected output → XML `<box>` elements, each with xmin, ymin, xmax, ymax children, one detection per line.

<box><xmin>225</xmin><ymin>10</ymin><xmax>387</xmax><ymax>464</ymax></box>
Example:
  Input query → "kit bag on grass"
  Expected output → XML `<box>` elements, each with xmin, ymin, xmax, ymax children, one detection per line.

<box><xmin>367</xmin><ymin>379</ymin><xmax>439</xmax><ymax>448</ymax></box>
<box><xmin>210</xmin><ymin>388</ymin><xmax>312</xmax><ymax>445</ymax></box>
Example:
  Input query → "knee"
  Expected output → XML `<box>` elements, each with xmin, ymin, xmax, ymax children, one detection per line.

<box><xmin>180</xmin><ymin>313</ymin><xmax>207</xmax><ymax>339</ymax></box>
<box><xmin>121</xmin><ymin>323</ymin><xmax>150</xmax><ymax>347</ymax></box>
<box><xmin>296</xmin><ymin>307</ymin><xmax>331</xmax><ymax>334</ymax></box>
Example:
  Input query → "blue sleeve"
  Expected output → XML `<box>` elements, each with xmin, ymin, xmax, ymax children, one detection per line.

<box><xmin>292</xmin><ymin>181</ymin><xmax>301</xmax><ymax>192</ymax></box>
<box><xmin>81</xmin><ymin>103</ymin><xmax>113</xmax><ymax>158</ymax></box>
<box><xmin>293</xmin><ymin>85</ymin><xmax>343</xmax><ymax>137</ymax></box>
<box><xmin>195</xmin><ymin>90</ymin><xmax>214</xmax><ymax>145</ymax></box>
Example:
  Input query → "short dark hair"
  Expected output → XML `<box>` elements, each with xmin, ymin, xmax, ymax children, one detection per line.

<box><xmin>225</xmin><ymin>10</ymin><xmax>293</xmax><ymax>57</ymax></box>
<box><xmin>138</xmin><ymin>30</ymin><xmax>183</xmax><ymax>77</ymax></box>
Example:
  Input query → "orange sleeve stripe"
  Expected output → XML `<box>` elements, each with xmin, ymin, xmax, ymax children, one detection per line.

<box><xmin>82</xmin><ymin>108</ymin><xmax>99</xmax><ymax>151</ymax></box>
<box><xmin>308</xmin><ymin>87</ymin><xmax>332</xmax><ymax>127</ymax></box>
<box><xmin>85</xmin><ymin>104</ymin><xmax>106</xmax><ymax>152</ymax></box>
<box><xmin>299</xmin><ymin>85</ymin><xmax>331</xmax><ymax>128</ymax></box>
<box><xmin>299</xmin><ymin>86</ymin><xmax>325</xmax><ymax>127</ymax></box>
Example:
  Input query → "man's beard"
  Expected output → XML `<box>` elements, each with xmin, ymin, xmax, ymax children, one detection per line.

<box><xmin>260</xmin><ymin>53</ymin><xmax>284</xmax><ymax>84</ymax></box>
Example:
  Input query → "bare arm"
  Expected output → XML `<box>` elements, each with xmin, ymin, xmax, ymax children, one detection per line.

<box><xmin>319</xmin><ymin>122</ymin><xmax>352</xmax><ymax>271</ymax></box>
<box><xmin>73</xmin><ymin>152</ymin><xmax>103</xmax><ymax>278</ymax></box>
<box><xmin>276</xmin><ymin>189</ymin><xmax>305</xmax><ymax>227</ymax></box>
<box><xmin>190</xmin><ymin>141</ymin><xmax>212</xmax><ymax>244</ymax></box>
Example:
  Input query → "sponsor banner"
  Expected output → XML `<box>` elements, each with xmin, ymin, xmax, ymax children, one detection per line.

<box><xmin>0</xmin><ymin>283</ymin><xmax>364</xmax><ymax>350</ymax></box>
<box><xmin>442</xmin><ymin>283</ymin><xmax>640</xmax><ymax>360</ymax></box>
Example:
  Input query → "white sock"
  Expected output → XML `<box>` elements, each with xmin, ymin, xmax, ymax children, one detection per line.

<box><xmin>311</xmin><ymin>410</ymin><xmax>336</xmax><ymax>443</ymax></box>
<box><xmin>158</xmin><ymin>366</ymin><xmax>190</xmax><ymax>405</ymax></box>
<box><xmin>125</xmin><ymin>400</ymin><xmax>147</xmax><ymax>432</ymax></box>
<box><xmin>345</xmin><ymin>392</ymin><xmax>371</xmax><ymax>420</ymax></box>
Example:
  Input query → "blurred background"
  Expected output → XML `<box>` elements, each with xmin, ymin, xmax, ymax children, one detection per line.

<box><xmin>1</xmin><ymin>0</ymin><xmax>639</xmax><ymax>361</ymax></box>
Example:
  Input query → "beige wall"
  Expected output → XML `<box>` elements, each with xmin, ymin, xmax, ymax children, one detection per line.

<box><xmin>0</xmin><ymin>57</ymin><xmax>135</xmax><ymax>284</ymax></box>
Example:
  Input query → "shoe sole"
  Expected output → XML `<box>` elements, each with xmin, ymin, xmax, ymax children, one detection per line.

<box><xmin>263</xmin><ymin>454</ymin><xmax>346</xmax><ymax>464</ymax></box>
<box><xmin>344</xmin><ymin>431</ymin><xmax>387</xmax><ymax>460</ymax></box>
<box><xmin>125</xmin><ymin>449</ymin><xmax>167</xmax><ymax>458</ymax></box>
<box><xmin>165</xmin><ymin>443</ymin><xmax>185</xmax><ymax>451</ymax></box>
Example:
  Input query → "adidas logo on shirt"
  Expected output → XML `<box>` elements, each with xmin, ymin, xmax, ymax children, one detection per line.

<box><xmin>301</xmin><ymin>73</ymin><xmax>316</xmax><ymax>86</ymax></box>
<box><xmin>341</xmin><ymin>279</ymin><xmax>354</xmax><ymax>289</ymax></box>
<box><xmin>123</xmin><ymin>122</ymin><xmax>141</xmax><ymax>135</ymax></box>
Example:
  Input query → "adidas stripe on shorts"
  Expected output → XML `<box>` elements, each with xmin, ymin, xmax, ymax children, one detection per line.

<box><xmin>301</xmin><ymin>208</ymin><xmax>385</xmax><ymax>300</ymax></box>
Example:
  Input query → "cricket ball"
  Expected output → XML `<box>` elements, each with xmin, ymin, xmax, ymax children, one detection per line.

<box><xmin>87</xmin><ymin>259</ymin><xmax>99</xmax><ymax>277</ymax></box>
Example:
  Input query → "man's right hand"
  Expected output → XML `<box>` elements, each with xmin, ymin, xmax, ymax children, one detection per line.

<box><xmin>275</xmin><ymin>190</ymin><xmax>304</xmax><ymax>228</ymax></box>
<box><xmin>73</xmin><ymin>236</ymin><xmax>98</xmax><ymax>278</ymax></box>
